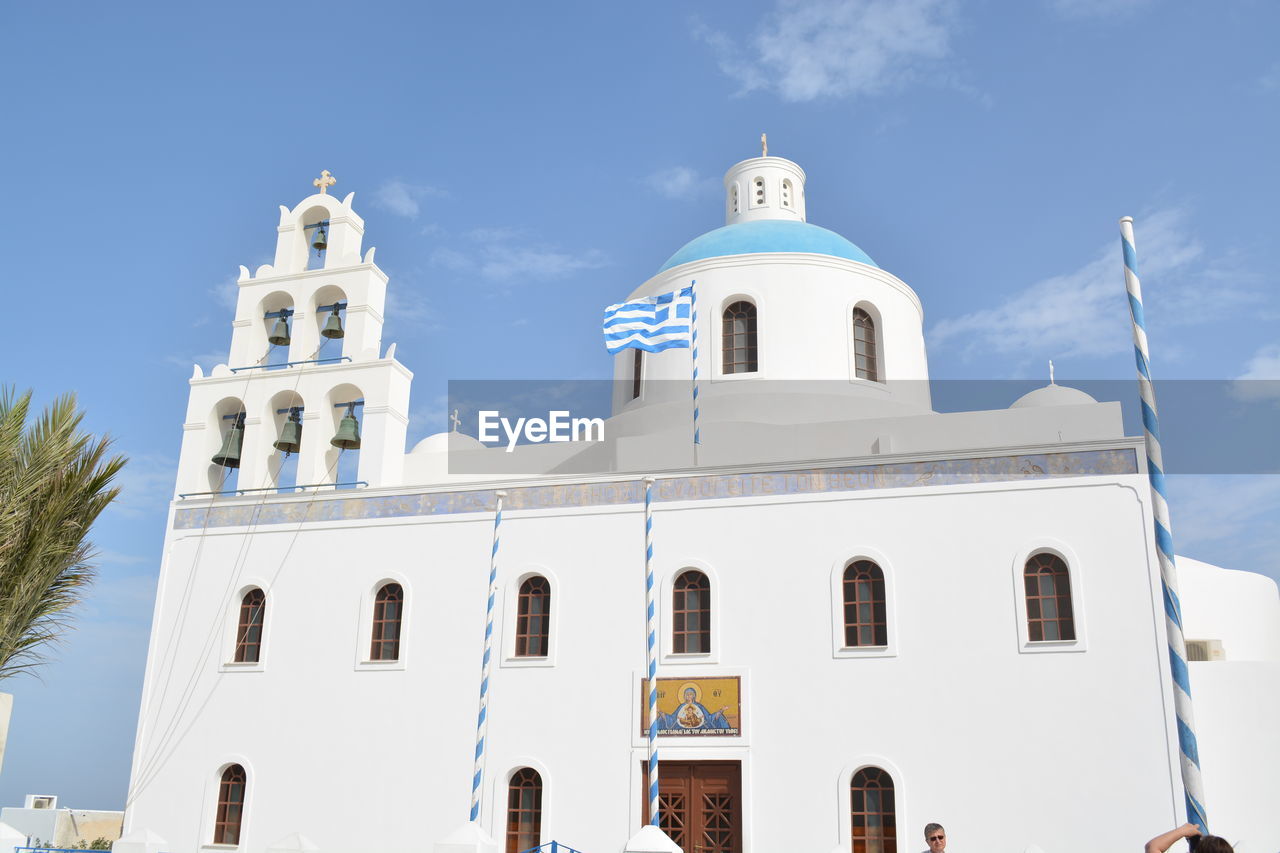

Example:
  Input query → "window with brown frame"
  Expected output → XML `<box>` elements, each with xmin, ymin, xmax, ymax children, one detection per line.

<box><xmin>853</xmin><ymin>308</ymin><xmax>879</xmax><ymax>381</ymax></box>
<box><xmin>850</xmin><ymin>766</ymin><xmax>897</xmax><ymax>853</ymax></box>
<box><xmin>515</xmin><ymin>576</ymin><xmax>551</xmax><ymax>657</ymax></box>
<box><xmin>843</xmin><ymin>561</ymin><xmax>888</xmax><ymax>647</ymax></box>
<box><xmin>234</xmin><ymin>588</ymin><xmax>265</xmax><ymax>663</ymax></box>
<box><xmin>213</xmin><ymin>764</ymin><xmax>247</xmax><ymax>846</ymax></box>
<box><xmin>370</xmin><ymin>582</ymin><xmax>404</xmax><ymax>661</ymax></box>
<box><xmin>672</xmin><ymin>570</ymin><xmax>711</xmax><ymax>654</ymax></box>
<box><xmin>721</xmin><ymin>301</ymin><xmax>758</xmax><ymax>374</ymax></box>
<box><xmin>506</xmin><ymin>767</ymin><xmax>542</xmax><ymax>853</ymax></box>
<box><xmin>1024</xmin><ymin>553</ymin><xmax>1076</xmax><ymax>642</ymax></box>
<box><xmin>632</xmin><ymin>349</ymin><xmax>643</xmax><ymax>400</ymax></box>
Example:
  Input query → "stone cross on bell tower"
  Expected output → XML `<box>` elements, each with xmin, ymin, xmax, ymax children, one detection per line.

<box><xmin>313</xmin><ymin>170</ymin><xmax>336</xmax><ymax>194</ymax></box>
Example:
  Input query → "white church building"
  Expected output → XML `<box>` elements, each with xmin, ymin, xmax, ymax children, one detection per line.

<box><xmin>119</xmin><ymin>153</ymin><xmax>1280</xmax><ymax>853</ymax></box>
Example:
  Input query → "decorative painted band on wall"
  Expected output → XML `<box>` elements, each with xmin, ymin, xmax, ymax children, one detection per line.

<box><xmin>175</xmin><ymin>447</ymin><xmax>1139</xmax><ymax>530</ymax></box>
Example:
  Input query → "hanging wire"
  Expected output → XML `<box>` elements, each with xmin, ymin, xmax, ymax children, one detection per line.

<box><xmin>128</xmin><ymin>341</ymin><xmax>334</xmax><ymax>803</ymax></box>
<box><xmin>127</xmin><ymin>448</ymin><xmax>347</xmax><ymax>805</ymax></box>
<box><xmin>131</xmin><ymin>345</ymin><xmax>270</xmax><ymax>769</ymax></box>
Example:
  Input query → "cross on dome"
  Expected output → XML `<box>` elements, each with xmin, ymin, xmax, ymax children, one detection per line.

<box><xmin>313</xmin><ymin>170</ymin><xmax>336</xmax><ymax>194</ymax></box>
<box><xmin>761</xmin><ymin>133</ymin><xmax>768</xmax><ymax>157</ymax></box>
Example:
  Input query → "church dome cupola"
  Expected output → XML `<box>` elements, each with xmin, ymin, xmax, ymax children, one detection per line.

<box><xmin>658</xmin><ymin>137</ymin><xmax>876</xmax><ymax>273</ymax></box>
<box><xmin>723</xmin><ymin>137</ymin><xmax>807</xmax><ymax>225</ymax></box>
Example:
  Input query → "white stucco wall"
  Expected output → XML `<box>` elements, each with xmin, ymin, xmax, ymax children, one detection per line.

<box><xmin>124</xmin><ymin>462</ymin><xmax>1201</xmax><ymax>853</ymax></box>
<box><xmin>1170</xmin><ymin>558</ymin><xmax>1280</xmax><ymax>852</ymax></box>
<box><xmin>1186</xmin><ymin>662</ymin><xmax>1280</xmax><ymax>853</ymax></box>
<box><xmin>1177</xmin><ymin>556</ymin><xmax>1280</xmax><ymax>662</ymax></box>
<box><xmin>612</xmin><ymin>254</ymin><xmax>933</xmax><ymax>424</ymax></box>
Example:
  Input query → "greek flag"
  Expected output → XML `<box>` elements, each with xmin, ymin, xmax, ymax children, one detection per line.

<box><xmin>602</xmin><ymin>286</ymin><xmax>693</xmax><ymax>354</ymax></box>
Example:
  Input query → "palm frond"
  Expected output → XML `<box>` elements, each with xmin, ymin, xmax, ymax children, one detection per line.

<box><xmin>0</xmin><ymin>387</ymin><xmax>128</xmax><ymax>679</ymax></box>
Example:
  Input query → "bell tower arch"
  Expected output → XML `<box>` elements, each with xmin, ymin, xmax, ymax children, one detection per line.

<box><xmin>175</xmin><ymin>171</ymin><xmax>411</xmax><ymax>497</ymax></box>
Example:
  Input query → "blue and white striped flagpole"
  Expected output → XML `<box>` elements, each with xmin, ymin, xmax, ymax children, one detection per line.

<box><xmin>1120</xmin><ymin>217</ymin><xmax>1208</xmax><ymax>833</ymax></box>
<box><xmin>643</xmin><ymin>476</ymin><xmax>660</xmax><ymax>826</ymax></box>
<box><xmin>470</xmin><ymin>489</ymin><xmax>506</xmax><ymax>823</ymax></box>
<box><xmin>690</xmin><ymin>281</ymin><xmax>702</xmax><ymax>450</ymax></box>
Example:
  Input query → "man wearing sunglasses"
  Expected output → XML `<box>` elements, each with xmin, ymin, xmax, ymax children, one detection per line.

<box><xmin>924</xmin><ymin>823</ymin><xmax>947</xmax><ymax>852</ymax></box>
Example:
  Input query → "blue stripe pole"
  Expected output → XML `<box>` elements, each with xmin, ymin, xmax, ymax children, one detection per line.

<box><xmin>643</xmin><ymin>477</ymin><xmax>660</xmax><ymax>826</ymax></box>
<box><xmin>1120</xmin><ymin>217</ymin><xmax>1208</xmax><ymax>833</ymax></box>
<box><xmin>471</xmin><ymin>489</ymin><xmax>506</xmax><ymax>822</ymax></box>
<box><xmin>690</xmin><ymin>281</ymin><xmax>702</xmax><ymax>448</ymax></box>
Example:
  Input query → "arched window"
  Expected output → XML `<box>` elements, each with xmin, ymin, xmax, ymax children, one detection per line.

<box><xmin>752</xmin><ymin>176</ymin><xmax>766</xmax><ymax>206</ymax></box>
<box><xmin>234</xmin><ymin>589</ymin><xmax>265</xmax><ymax>663</ymax></box>
<box><xmin>853</xmin><ymin>308</ymin><xmax>879</xmax><ymax>381</ymax></box>
<box><xmin>516</xmin><ymin>576</ymin><xmax>551</xmax><ymax>657</ymax></box>
<box><xmin>214</xmin><ymin>764</ymin><xmax>247</xmax><ymax>846</ymax></box>
<box><xmin>842</xmin><ymin>561</ymin><xmax>887</xmax><ymax>647</ymax></box>
<box><xmin>722</xmin><ymin>301</ymin><xmax>758</xmax><ymax>374</ymax></box>
<box><xmin>850</xmin><ymin>767</ymin><xmax>897</xmax><ymax>853</ymax></box>
<box><xmin>506</xmin><ymin>768</ymin><xmax>543</xmax><ymax>853</ymax></box>
<box><xmin>1024</xmin><ymin>553</ymin><xmax>1075</xmax><ymax>641</ymax></box>
<box><xmin>781</xmin><ymin>179</ymin><xmax>793</xmax><ymax>209</ymax></box>
<box><xmin>673</xmin><ymin>570</ymin><xmax>711</xmax><ymax>654</ymax></box>
<box><xmin>370</xmin><ymin>582</ymin><xmax>404</xmax><ymax>661</ymax></box>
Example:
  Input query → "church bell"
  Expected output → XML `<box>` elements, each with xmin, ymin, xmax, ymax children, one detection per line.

<box><xmin>331</xmin><ymin>404</ymin><xmax>361</xmax><ymax>450</ymax></box>
<box><xmin>311</xmin><ymin>224</ymin><xmax>328</xmax><ymax>254</ymax></box>
<box><xmin>211</xmin><ymin>416</ymin><xmax>245</xmax><ymax>468</ymax></box>
<box><xmin>273</xmin><ymin>409</ymin><xmax>302</xmax><ymax>456</ymax></box>
<box><xmin>321</xmin><ymin>306</ymin><xmax>344</xmax><ymax>340</ymax></box>
<box><xmin>268</xmin><ymin>315</ymin><xmax>291</xmax><ymax>347</ymax></box>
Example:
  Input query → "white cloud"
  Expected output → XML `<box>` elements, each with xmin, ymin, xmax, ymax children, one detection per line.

<box><xmin>646</xmin><ymin>166</ymin><xmax>717</xmax><ymax>200</ymax></box>
<box><xmin>210</xmin><ymin>276</ymin><xmax>238</xmax><ymax>311</ymax></box>
<box><xmin>1262</xmin><ymin>62</ymin><xmax>1280</xmax><ymax>92</ymax></box>
<box><xmin>465</xmin><ymin>226</ymin><xmax>521</xmax><ymax>242</ymax></box>
<box><xmin>108</xmin><ymin>453</ymin><xmax>177</xmax><ymax>519</ymax></box>
<box><xmin>431</xmin><ymin>247</ymin><xmax>470</xmax><ymax>271</ymax></box>
<box><xmin>1048</xmin><ymin>0</ymin><xmax>1155</xmax><ymax>20</ymax></box>
<box><xmin>408</xmin><ymin>393</ymin><xmax>451</xmax><ymax>446</ymax></box>
<box><xmin>373</xmin><ymin>179</ymin><xmax>446</xmax><ymax>218</ymax></box>
<box><xmin>929</xmin><ymin>207</ymin><xmax>1261</xmax><ymax>362</ymax></box>
<box><xmin>1239</xmin><ymin>344</ymin><xmax>1280</xmax><ymax>380</ymax></box>
<box><xmin>80</xmin><ymin>571</ymin><xmax>159</xmax><ymax>620</ymax></box>
<box><xmin>384</xmin><ymin>285</ymin><xmax>436</xmax><ymax>331</ymax></box>
<box><xmin>1166</xmin><ymin>475</ymin><xmax>1280</xmax><ymax>582</ymax></box>
<box><xmin>1230</xmin><ymin>343</ymin><xmax>1280</xmax><ymax>403</ymax></box>
<box><xmin>478</xmin><ymin>245</ymin><xmax>608</xmax><ymax>282</ymax></box>
<box><xmin>431</xmin><ymin>228</ymin><xmax>608</xmax><ymax>283</ymax></box>
<box><xmin>697</xmin><ymin>0</ymin><xmax>957</xmax><ymax>102</ymax></box>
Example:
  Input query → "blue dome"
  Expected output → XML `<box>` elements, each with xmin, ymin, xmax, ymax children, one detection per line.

<box><xmin>658</xmin><ymin>220</ymin><xmax>877</xmax><ymax>272</ymax></box>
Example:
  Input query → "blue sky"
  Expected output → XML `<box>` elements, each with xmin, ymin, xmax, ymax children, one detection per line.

<box><xmin>1</xmin><ymin>0</ymin><xmax>1277</xmax><ymax>810</ymax></box>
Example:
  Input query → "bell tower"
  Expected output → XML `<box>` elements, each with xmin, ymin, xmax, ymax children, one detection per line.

<box><xmin>174</xmin><ymin>171</ymin><xmax>412</xmax><ymax>497</ymax></box>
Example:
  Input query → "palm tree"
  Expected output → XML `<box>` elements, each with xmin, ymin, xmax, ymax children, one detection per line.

<box><xmin>0</xmin><ymin>388</ymin><xmax>127</xmax><ymax>679</ymax></box>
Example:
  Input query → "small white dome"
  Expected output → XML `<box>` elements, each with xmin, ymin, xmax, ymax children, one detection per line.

<box><xmin>410</xmin><ymin>431</ymin><xmax>485</xmax><ymax>454</ymax></box>
<box><xmin>1010</xmin><ymin>383</ymin><xmax>1098</xmax><ymax>409</ymax></box>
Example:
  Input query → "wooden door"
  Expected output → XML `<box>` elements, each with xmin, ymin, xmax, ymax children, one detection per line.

<box><xmin>643</xmin><ymin>761</ymin><xmax>742</xmax><ymax>853</ymax></box>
